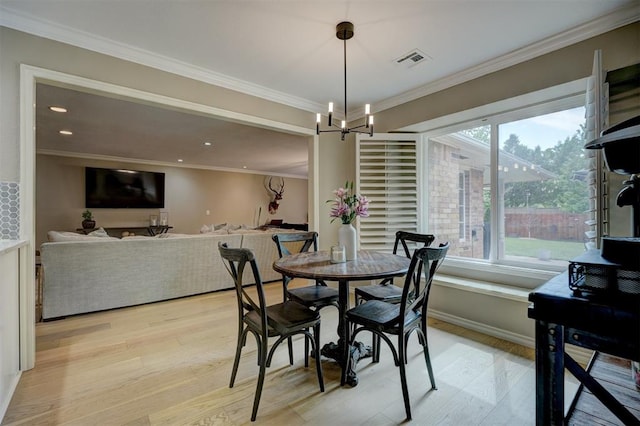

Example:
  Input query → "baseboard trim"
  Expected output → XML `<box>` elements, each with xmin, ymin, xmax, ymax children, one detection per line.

<box><xmin>429</xmin><ymin>309</ymin><xmax>593</xmax><ymax>365</ymax></box>
<box><xmin>0</xmin><ymin>371</ymin><xmax>21</xmax><ymax>423</ymax></box>
<box><xmin>430</xmin><ymin>309</ymin><xmax>533</xmax><ymax>347</ymax></box>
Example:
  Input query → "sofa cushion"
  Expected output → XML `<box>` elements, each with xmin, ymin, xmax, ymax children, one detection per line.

<box><xmin>47</xmin><ymin>230</ymin><xmax>119</xmax><ymax>242</ymax></box>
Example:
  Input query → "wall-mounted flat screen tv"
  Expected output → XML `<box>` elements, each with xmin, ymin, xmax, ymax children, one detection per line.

<box><xmin>85</xmin><ymin>167</ymin><xmax>165</xmax><ymax>208</ymax></box>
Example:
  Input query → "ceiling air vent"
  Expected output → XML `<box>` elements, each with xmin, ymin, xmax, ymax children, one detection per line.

<box><xmin>395</xmin><ymin>49</ymin><xmax>430</xmax><ymax>68</ymax></box>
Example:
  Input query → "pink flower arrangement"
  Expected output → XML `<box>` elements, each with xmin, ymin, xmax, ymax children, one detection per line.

<box><xmin>328</xmin><ymin>181</ymin><xmax>369</xmax><ymax>225</ymax></box>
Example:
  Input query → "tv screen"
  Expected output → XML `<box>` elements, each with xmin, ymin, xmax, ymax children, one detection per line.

<box><xmin>85</xmin><ymin>167</ymin><xmax>165</xmax><ymax>208</ymax></box>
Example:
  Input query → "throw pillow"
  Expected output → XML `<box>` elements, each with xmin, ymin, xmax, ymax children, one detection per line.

<box><xmin>88</xmin><ymin>227</ymin><xmax>110</xmax><ymax>237</ymax></box>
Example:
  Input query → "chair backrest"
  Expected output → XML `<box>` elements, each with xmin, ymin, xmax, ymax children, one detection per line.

<box><xmin>390</xmin><ymin>231</ymin><xmax>436</xmax><ymax>288</ymax></box>
<box><xmin>272</xmin><ymin>231</ymin><xmax>319</xmax><ymax>258</ymax></box>
<box><xmin>399</xmin><ymin>242</ymin><xmax>449</xmax><ymax>323</ymax></box>
<box><xmin>393</xmin><ymin>231</ymin><xmax>436</xmax><ymax>258</ymax></box>
<box><xmin>218</xmin><ymin>242</ymin><xmax>268</xmax><ymax>335</ymax></box>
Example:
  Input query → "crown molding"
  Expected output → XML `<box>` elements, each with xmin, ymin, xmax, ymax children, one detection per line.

<box><xmin>36</xmin><ymin>149</ymin><xmax>307</xmax><ymax>179</ymax></box>
<box><xmin>0</xmin><ymin>6</ymin><xmax>323</xmax><ymax>114</ymax></box>
<box><xmin>2</xmin><ymin>4</ymin><xmax>637</xmax><ymax>117</ymax></box>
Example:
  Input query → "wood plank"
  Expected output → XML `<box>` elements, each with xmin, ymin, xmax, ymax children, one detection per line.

<box><xmin>568</xmin><ymin>353</ymin><xmax>640</xmax><ymax>426</ymax></box>
<box><xmin>4</xmin><ymin>281</ymin><xmax>559</xmax><ymax>425</ymax></box>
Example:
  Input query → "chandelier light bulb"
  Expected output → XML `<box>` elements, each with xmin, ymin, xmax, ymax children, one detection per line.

<box><xmin>365</xmin><ymin>104</ymin><xmax>370</xmax><ymax>115</ymax></box>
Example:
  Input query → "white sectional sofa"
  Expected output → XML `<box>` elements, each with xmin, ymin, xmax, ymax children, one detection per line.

<box><xmin>40</xmin><ymin>229</ymin><xmax>304</xmax><ymax>319</ymax></box>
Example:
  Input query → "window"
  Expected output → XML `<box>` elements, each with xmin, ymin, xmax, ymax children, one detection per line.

<box><xmin>497</xmin><ymin>111</ymin><xmax>589</xmax><ymax>267</ymax></box>
<box><xmin>427</xmin><ymin>126</ymin><xmax>491</xmax><ymax>260</ymax></box>
<box><xmin>358</xmin><ymin>79</ymin><xmax>592</xmax><ymax>286</ymax></box>
<box><xmin>423</xmin><ymin>94</ymin><xmax>589</xmax><ymax>274</ymax></box>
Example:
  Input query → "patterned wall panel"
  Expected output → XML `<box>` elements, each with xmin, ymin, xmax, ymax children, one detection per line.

<box><xmin>0</xmin><ymin>182</ymin><xmax>20</xmax><ymax>239</ymax></box>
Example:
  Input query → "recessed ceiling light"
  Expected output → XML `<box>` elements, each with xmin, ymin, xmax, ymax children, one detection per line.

<box><xmin>49</xmin><ymin>106</ymin><xmax>67</xmax><ymax>113</ymax></box>
<box><xmin>243</xmin><ymin>165</ymin><xmax>247</xmax><ymax>169</ymax></box>
<box><xmin>203</xmin><ymin>141</ymin><xmax>212</xmax><ymax>146</ymax></box>
<box><xmin>177</xmin><ymin>159</ymin><xmax>184</xmax><ymax>163</ymax></box>
<box><xmin>59</xmin><ymin>130</ymin><xmax>73</xmax><ymax>135</ymax></box>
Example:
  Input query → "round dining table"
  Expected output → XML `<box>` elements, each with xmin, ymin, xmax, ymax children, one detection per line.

<box><xmin>273</xmin><ymin>249</ymin><xmax>410</xmax><ymax>386</ymax></box>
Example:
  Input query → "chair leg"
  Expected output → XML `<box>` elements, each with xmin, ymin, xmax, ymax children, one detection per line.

<box><xmin>287</xmin><ymin>336</ymin><xmax>294</xmax><ymax>365</ymax></box>
<box><xmin>304</xmin><ymin>330</ymin><xmax>310</xmax><ymax>368</ymax></box>
<box><xmin>398</xmin><ymin>334</ymin><xmax>412</xmax><ymax>421</ymax></box>
<box><xmin>372</xmin><ymin>333</ymin><xmax>381</xmax><ymax>363</ymax></box>
<box><xmin>313</xmin><ymin>323</ymin><xmax>325</xmax><ymax>392</ymax></box>
<box><xmin>251</xmin><ymin>337</ymin><xmax>268</xmax><ymax>422</ymax></box>
<box><xmin>230</xmin><ymin>328</ymin><xmax>247</xmax><ymax>387</ymax></box>
<box><xmin>404</xmin><ymin>333</ymin><xmax>411</xmax><ymax>364</ymax></box>
<box><xmin>421</xmin><ymin>332</ymin><xmax>437</xmax><ymax>390</ymax></box>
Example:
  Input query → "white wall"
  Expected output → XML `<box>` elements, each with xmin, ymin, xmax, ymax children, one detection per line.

<box><xmin>36</xmin><ymin>154</ymin><xmax>308</xmax><ymax>246</ymax></box>
<box><xmin>0</xmin><ymin>246</ymin><xmax>21</xmax><ymax>421</ymax></box>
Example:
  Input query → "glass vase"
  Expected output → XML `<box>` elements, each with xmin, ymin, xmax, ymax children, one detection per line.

<box><xmin>338</xmin><ymin>223</ymin><xmax>357</xmax><ymax>261</ymax></box>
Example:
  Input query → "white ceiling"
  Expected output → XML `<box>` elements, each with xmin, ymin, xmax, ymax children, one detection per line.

<box><xmin>1</xmin><ymin>1</ymin><xmax>637</xmax><ymax>177</ymax></box>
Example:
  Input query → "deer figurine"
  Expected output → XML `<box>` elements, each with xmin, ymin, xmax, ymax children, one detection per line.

<box><xmin>267</xmin><ymin>177</ymin><xmax>285</xmax><ymax>214</ymax></box>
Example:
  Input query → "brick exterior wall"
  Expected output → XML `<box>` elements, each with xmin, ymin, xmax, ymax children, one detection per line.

<box><xmin>428</xmin><ymin>142</ymin><xmax>488</xmax><ymax>259</ymax></box>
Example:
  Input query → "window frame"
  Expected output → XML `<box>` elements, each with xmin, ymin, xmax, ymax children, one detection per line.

<box><xmin>410</xmin><ymin>79</ymin><xmax>590</xmax><ymax>288</ymax></box>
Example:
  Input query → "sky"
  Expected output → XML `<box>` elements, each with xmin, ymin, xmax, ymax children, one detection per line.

<box><xmin>499</xmin><ymin>107</ymin><xmax>586</xmax><ymax>150</ymax></box>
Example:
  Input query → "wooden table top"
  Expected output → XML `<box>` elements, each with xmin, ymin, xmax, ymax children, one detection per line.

<box><xmin>273</xmin><ymin>250</ymin><xmax>410</xmax><ymax>282</ymax></box>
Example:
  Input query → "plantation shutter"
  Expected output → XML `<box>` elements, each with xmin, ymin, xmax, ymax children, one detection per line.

<box><xmin>584</xmin><ymin>49</ymin><xmax>609</xmax><ymax>248</ymax></box>
<box><xmin>356</xmin><ymin>134</ymin><xmax>420</xmax><ymax>252</ymax></box>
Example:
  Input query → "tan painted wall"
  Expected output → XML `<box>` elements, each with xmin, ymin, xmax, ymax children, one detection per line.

<box><xmin>35</xmin><ymin>154</ymin><xmax>308</xmax><ymax>247</ymax></box>
<box><xmin>316</xmin><ymin>132</ymin><xmax>357</xmax><ymax>249</ymax></box>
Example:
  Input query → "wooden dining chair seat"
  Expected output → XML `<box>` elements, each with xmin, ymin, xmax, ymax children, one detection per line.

<box><xmin>287</xmin><ymin>284</ymin><xmax>341</xmax><ymax>307</ymax></box>
<box><xmin>272</xmin><ymin>231</ymin><xmax>339</xmax><ymax>310</ymax></box>
<box><xmin>346</xmin><ymin>242</ymin><xmax>449</xmax><ymax>421</ymax></box>
<box><xmin>219</xmin><ymin>242</ymin><xmax>324</xmax><ymax>422</ymax></box>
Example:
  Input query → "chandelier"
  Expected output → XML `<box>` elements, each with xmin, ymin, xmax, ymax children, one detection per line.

<box><xmin>316</xmin><ymin>21</ymin><xmax>374</xmax><ymax>141</ymax></box>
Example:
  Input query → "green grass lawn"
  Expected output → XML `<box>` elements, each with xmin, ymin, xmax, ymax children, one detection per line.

<box><xmin>505</xmin><ymin>237</ymin><xmax>585</xmax><ymax>261</ymax></box>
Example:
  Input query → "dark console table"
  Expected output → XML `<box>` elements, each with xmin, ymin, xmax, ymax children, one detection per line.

<box><xmin>77</xmin><ymin>225</ymin><xmax>172</xmax><ymax>237</ymax></box>
<box><xmin>528</xmin><ymin>273</ymin><xmax>640</xmax><ymax>425</ymax></box>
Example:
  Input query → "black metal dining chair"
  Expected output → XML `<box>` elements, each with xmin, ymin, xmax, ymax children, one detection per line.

<box><xmin>345</xmin><ymin>242</ymin><xmax>449</xmax><ymax>421</ymax></box>
<box><xmin>272</xmin><ymin>232</ymin><xmax>340</xmax><ymax>360</ymax></box>
<box><xmin>219</xmin><ymin>242</ymin><xmax>324</xmax><ymax>422</ymax></box>
<box><xmin>354</xmin><ymin>231</ymin><xmax>435</xmax><ymax>361</ymax></box>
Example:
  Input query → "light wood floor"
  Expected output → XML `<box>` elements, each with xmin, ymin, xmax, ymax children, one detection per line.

<box><xmin>4</xmin><ymin>280</ymin><xmax>576</xmax><ymax>425</ymax></box>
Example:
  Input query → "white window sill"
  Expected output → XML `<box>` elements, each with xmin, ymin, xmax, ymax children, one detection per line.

<box><xmin>433</xmin><ymin>273</ymin><xmax>532</xmax><ymax>302</ymax></box>
<box><xmin>439</xmin><ymin>257</ymin><xmax>561</xmax><ymax>290</ymax></box>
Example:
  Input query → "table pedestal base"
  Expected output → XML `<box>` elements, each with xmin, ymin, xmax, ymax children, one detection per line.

<box><xmin>321</xmin><ymin>340</ymin><xmax>372</xmax><ymax>387</ymax></box>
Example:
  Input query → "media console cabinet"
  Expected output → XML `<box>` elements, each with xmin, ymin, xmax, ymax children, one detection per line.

<box><xmin>76</xmin><ymin>225</ymin><xmax>173</xmax><ymax>237</ymax></box>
